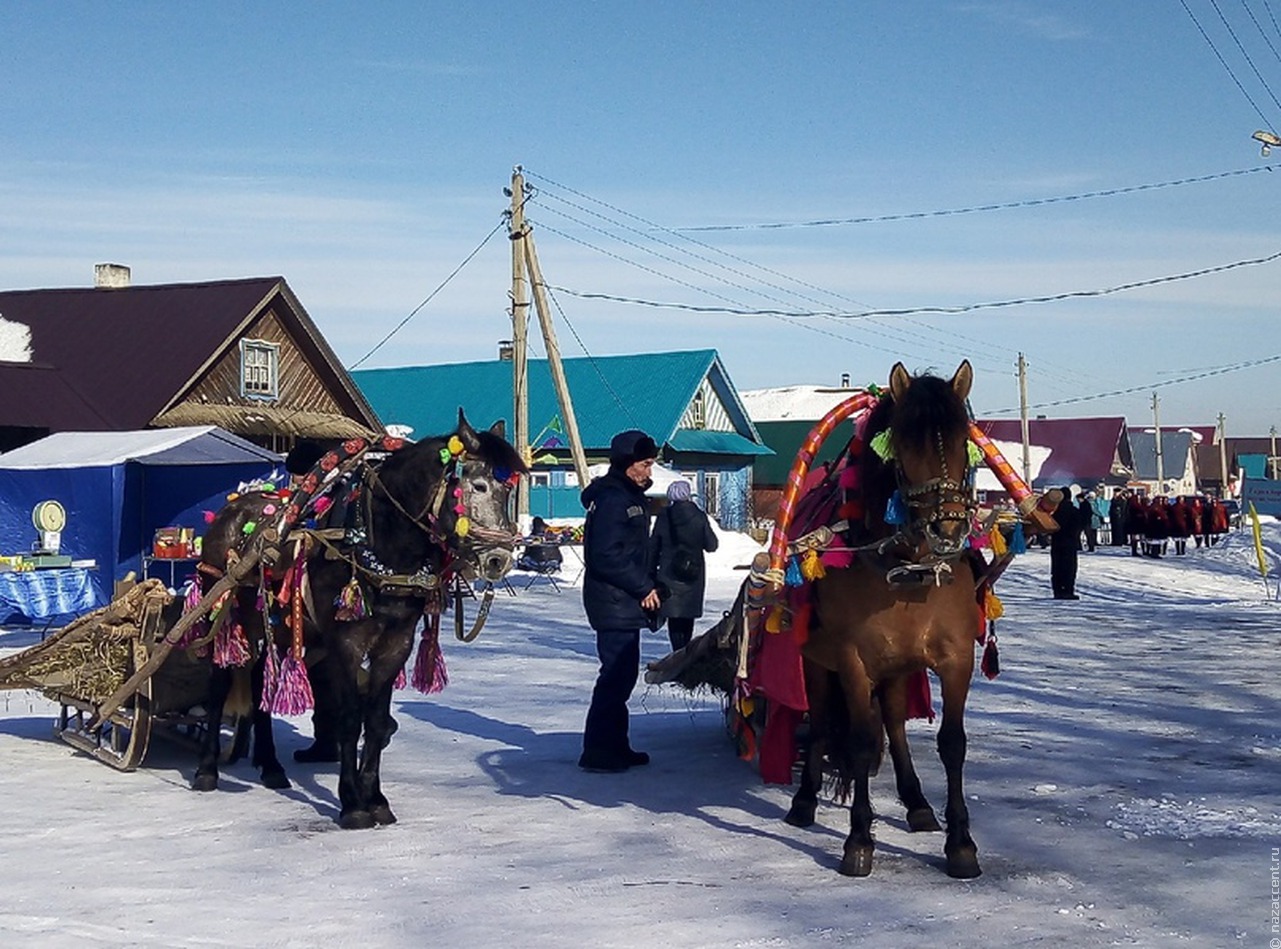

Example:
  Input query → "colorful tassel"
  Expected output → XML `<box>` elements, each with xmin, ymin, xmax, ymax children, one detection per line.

<box><xmin>784</xmin><ymin>555</ymin><xmax>804</xmax><ymax>586</ymax></box>
<box><xmin>764</xmin><ymin>606</ymin><xmax>784</xmax><ymax>633</ymax></box>
<box><xmin>984</xmin><ymin>587</ymin><xmax>1004</xmax><ymax>620</ymax></box>
<box><xmin>885</xmin><ymin>490</ymin><xmax>908</xmax><ymax>525</ymax></box>
<box><xmin>966</xmin><ymin>440</ymin><xmax>984</xmax><ymax>467</ymax></box>
<box><xmin>334</xmin><ymin>576</ymin><xmax>365</xmax><ymax>622</ymax></box>
<box><xmin>269</xmin><ymin>653</ymin><xmax>315</xmax><ymax>715</ymax></box>
<box><xmin>981</xmin><ymin>633</ymin><xmax>1001</xmax><ymax>679</ymax></box>
<box><xmin>411</xmin><ymin>618</ymin><xmax>449</xmax><ymax>694</ymax></box>
<box><xmin>800</xmin><ymin>547</ymin><xmax>826</xmax><ymax>580</ymax></box>
<box><xmin>990</xmin><ymin>526</ymin><xmax>1008</xmax><ymax>556</ymax></box>
<box><xmin>176</xmin><ymin>581</ymin><xmax>210</xmax><ymax>649</ymax></box>
<box><xmin>1010</xmin><ymin>521</ymin><xmax>1028</xmax><ymax>554</ymax></box>
<box><xmin>869</xmin><ymin>429</ymin><xmax>893</xmax><ymax>460</ymax></box>
<box><xmin>213</xmin><ymin>612</ymin><xmax>251</xmax><ymax>668</ymax></box>
<box><xmin>394</xmin><ymin>666</ymin><xmax>407</xmax><ymax>690</ymax></box>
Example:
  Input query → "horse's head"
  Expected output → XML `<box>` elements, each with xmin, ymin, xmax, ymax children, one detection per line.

<box><xmin>441</xmin><ymin>409</ymin><xmax>529</xmax><ymax>582</ymax></box>
<box><xmin>881</xmin><ymin>360</ymin><xmax>977</xmax><ymax>559</ymax></box>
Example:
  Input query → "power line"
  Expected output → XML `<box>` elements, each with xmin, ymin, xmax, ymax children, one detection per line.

<box><xmin>1180</xmin><ymin>0</ymin><xmax>1279</xmax><ymax>127</ymax></box>
<box><xmin>1207</xmin><ymin>0</ymin><xmax>1281</xmax><ymax>113</ymax></box>
<box><xmin>347</xmin><ymin>219</ymin><xmax>506</xmax><ymax>370</ymax></box>
<box><xmin>547</xmin><ymin>247</ymin><xmax>1281</xmax><ymax>319</ymax></box>
<box><xmin>988</xmin><ymin>352</ymin><xmax>1281</xmax><ymax>414</ymax></box>
<box><xmin>668</xmin><ymin>166</ymin><xmax>1274</xmax><ymax>232</ymax></box>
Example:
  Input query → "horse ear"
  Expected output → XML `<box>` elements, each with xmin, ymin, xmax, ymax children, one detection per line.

<box><xmin>951</xmin><ymin>360</ymin><xmax>973</xmax><ymax>401</ymax></box>
<box><xmin>889</xmin><ymin>363</ymin><xmax>911</xmax><ymax>401</ymax></box>
<box><xmin>488</xmin><ymin>419</ymin><xmax>506</xmax><ymax>440</ymax></box>
<box><xmin>456</xmin><ymin>408</ymin><xmax>482</xmax><ymax>454</ymax></box>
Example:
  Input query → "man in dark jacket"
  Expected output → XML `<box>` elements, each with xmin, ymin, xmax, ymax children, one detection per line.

<box><xmin>578</xmin><ymin>429</ymin><xmax>661</xmax><ymax>773</ymax></box>
<box><xmin>1049</xmin><ymin>487</ymin><xmax>1080</xmax><ymax>599</ymax></box>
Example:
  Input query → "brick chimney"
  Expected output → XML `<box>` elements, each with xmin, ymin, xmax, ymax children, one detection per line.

<box><xmin>94</xmin><ymin>263</ymin><xmax>131</xmax><ymax>289</ymax></box>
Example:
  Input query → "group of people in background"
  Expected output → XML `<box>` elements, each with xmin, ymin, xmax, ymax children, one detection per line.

<box><xmin>1047</xmin><ymin>485</ymin><xmax>1237</xmax><ymax>600</ymax></box>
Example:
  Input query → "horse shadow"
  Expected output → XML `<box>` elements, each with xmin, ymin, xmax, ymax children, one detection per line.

<box><xmin>403</xmin><ymin>701</ymin><xmax>930</xmax><ymax>875</ymax></box>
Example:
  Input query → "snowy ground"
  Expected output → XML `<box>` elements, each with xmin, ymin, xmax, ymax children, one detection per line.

<box><xmin>2</xmin><ymin>524</ymin><xmax>1279</xmax><ymax>948</ymax></box>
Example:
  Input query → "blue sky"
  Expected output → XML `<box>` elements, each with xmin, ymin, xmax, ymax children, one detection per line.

<box><xmin>4</xmin><ymin>2</ymin><xmax>1281</xmax><ymax>435</ymax></box>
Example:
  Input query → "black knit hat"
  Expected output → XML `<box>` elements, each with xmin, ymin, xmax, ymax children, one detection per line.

<box><xmin>609</xmin><ymin>429</ymin><xmax>658</xmax><ymax>467</ymax></box>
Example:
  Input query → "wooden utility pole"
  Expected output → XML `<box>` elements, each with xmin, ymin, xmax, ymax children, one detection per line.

<box><xmin>1017</xmin><ymin>353</ymin><xmax>1031</xmax><ymax>486</ymax></box>
<box><xmin>1218</xmin><ymin>413</ymin><xmax>1229</xmax><ymax>495</ymax></box>
<box><xmin>1271</xmin><ymin>426</ymin><xmax>1278</xmax><ymax>480</ymax></box>
<box><xmin>1152</xmin><ymin>394</ymin><xmax>1165</xmax><ymax>492</ymax></box>
<box><xmin>509</xmin><ymin>168</ymin><xmax>531</xmax><ymax>520</ymax></box>
<box><xmin>505</xmin><ymin>166</ymin><xmax>591</xmax><ymax>503</ymax></box>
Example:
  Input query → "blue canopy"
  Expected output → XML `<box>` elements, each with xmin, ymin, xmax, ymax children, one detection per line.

<box><xmin>0</xmin><ymin>427</ymin><xmax>281</xmax><ymax>593</ymax></box>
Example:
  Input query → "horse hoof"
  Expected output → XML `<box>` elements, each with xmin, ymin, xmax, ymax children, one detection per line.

<box><xmin>945</xmin><ymin>848</ymin><xmax>982</xmax><ymax>879</ymax></box>
<box><xmin>339</xmin><ymin>810</ymin><xmax>377</xmax><ymax>830</ymax></box>
<box><xmin>260</xmin><ymin>768</ymin><xmax>291</xmax><ymax>791</ymax></box>
<box><xmin>784</xmin><ymin>802</ymin><xmax>816</xmax><ymax>828</ymax></box>
<box><xmin>906</xmin><ymin>807</ymin><xmax>942</xmax><ymax>833</ymax></box>
<box><xmin>839</xmin><ymin>845</ymin><xmax>874</xmax><ymax>877</ymax></box>
<box><xmin>191</xmin><ymin>772</ymin><xmax>218</xmax><ymax>792</ymax></box>
<box><xmin>370</xmin><ymin>804</ymin><xmax>397</xmax><ymax>826</ymax></box>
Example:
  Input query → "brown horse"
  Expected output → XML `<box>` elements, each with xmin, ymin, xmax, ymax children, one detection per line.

<box><xmin>784</xmin><ymin>361</ymin><xmax>983</xmax><ymax>878</ymax></box>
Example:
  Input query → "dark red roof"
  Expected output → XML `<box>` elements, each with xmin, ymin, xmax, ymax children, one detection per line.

<box><xmin>974</xmin><ymin>416</ymin><xmax>1131</xmax><ymax>486</ymax></box>
<box><xmin>0</xmin><ymin>277</ymin><xmax>284</xmax><ymax>430</ymax></box>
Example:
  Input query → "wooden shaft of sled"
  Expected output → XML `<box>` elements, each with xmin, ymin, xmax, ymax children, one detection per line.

<box><xmin>767</xmin><ymin>391</ymin><xmax>877</xmax><ymax>585</ymax></box>
<box><xmin>967</xmin><ymin>423</ymin><xmax>1059</xmax><ymax>533</ymax></box>
<box><xmin>88</xmin><ymin>548</ymin><xmax>262</xmax><ymax>730</ymax></box>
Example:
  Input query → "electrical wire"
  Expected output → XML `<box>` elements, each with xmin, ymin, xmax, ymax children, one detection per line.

<box><xmin>1180</xmin><ymin>0</ymin><xmax>1279</xmax><ymax>127</ymax></box>
<box><xmin>1239</xmin><ymin>0</ymin><xmax>1281</xmax><ymax>66</ymax></box>
<box><xmin>347</xmin><ymin>219</ymin><xmax>506</xmax><ymax>370</ymax></box>
<box><xmin>1207</xmin><ymin>0</ymin><xmax>1281</xmax><ymax>113</ymax></box>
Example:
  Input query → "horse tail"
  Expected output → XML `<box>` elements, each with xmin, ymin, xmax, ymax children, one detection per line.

<box><xmin>823</xmin><ymin>675</ymin><xmax>886</xmax><ymax>803</ymax></box>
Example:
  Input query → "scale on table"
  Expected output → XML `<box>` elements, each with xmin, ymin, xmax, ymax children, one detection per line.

<box><xmin>30</xmin><ymin>500</ymin><xmax>72</xmax><ymax>568</ymax></box>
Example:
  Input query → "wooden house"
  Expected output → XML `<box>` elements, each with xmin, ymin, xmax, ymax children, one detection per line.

<box><xmin>352</xmin><ymin>349</ymin><xmax>771</xmax><ymax>530</ymax></box>
<box><xmin>0</xmin><ymin>266</ymin><xmax>381</xmax><ymax>453</ymax></box>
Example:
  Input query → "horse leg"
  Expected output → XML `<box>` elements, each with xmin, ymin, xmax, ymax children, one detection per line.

<box><xmin>785</xmin><ymin>661</ymin><xmax>829</xmax><ymax>828</ymax></box>
<box><xmin>331</xmin><ymin>650</ymin><xmax>376</xmax><ymax>830</ymax></box>
<box><xmin>193</xmin><ymin>665</ymin><xmax>230</xmax><ymax>791</ymax></box>
<box><xmin>881</xmin><ymin>676</ymin><xmax>941</xmax><ymax>833</ymax></box>
<box><xmin>356</xmin><ymin>635</ymin><xmax>415</xmax><ymax>826</ymax></box>
<box><xmin>936</xmin><ymin>664</ymin><xmax>981</xmax><ymax>878</ymax></box>
<box><xmin>835</xmin><ymin>660</ymin><xmax>878</xmax><ymax>877</ymax></box>
<box><xmin>249</xmin><ymin>649</ymin><xmax>290</xmax><ymax>790</ymax></box>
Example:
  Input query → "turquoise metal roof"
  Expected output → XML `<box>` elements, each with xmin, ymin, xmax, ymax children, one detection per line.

<box><xmin>668</xmin><ymin>429</ymin><xmax>773</xmax><ymax>456</ymax></box>
<box><xmin>352</xmin><ymin>350</ymin><xmax>764</xmax><ymax>455</ymax></box>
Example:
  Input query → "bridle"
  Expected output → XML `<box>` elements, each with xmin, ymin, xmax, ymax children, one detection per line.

<box><xmin>894</xmin><ymin>429</ymin><xmax>978</xmax><ymax>560</ymax></box>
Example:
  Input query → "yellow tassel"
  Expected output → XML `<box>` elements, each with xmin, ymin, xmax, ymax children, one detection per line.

<box><xmin>739</xmin><ymin>696</ymin><xmax>755</xmax><ymax>717</ymax></box>
<box><xmin>764</xmin><ymin>606</ymin><xmax>783</xmax><ymax>633</ymax></box>
<box><xmin>447</xmin><ymin>435</ymin><xmax>464</xmax><ymax>456</ymax></box>
<box><xmin>985</xmin><ymin>587</ymin><xmax>1004</xmax><ymax>620</ymax></box>
<box><xmin>989</xmin><ymin>526</ymin><xmax>1007</xmax><ymax>556</ymax></box>
<box><xmin>800</xmin><ymin>547</ymin><xmax>826</xmax><ymax>580</ymax></box>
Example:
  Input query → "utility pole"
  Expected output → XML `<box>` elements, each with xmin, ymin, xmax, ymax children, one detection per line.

<box><xmin>1272</xmin><ymin>426</ymin><xmax>1278</xmax><ymax>480</ymax></box>
<box><xmin>509</xmin><ymin>167</ymin><xmax>531</xmax><ymax>520</ymax></box>
<box><xmin>1152</xmin><ymin>394</ymin><xmax>1164</xmax><ymax>492</ymax></box>
<box><xmin>506</xmin><ymin>166</ymin><xmax>592</xmax><ymax>510</ymax></box>
<box><xmin>1017</xmin><ymin>353</ymin><xmax>1031</xmax><ymax>486</ymax></box>
<box><xmin>1217</xmin><ymin>413</ymin><xmax>1228</xmax><ymax>495</ymax></box>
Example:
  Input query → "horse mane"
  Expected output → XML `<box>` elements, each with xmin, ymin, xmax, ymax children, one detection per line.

<box><xmin>856</xmin><ymin>371</ymin><xmax>970</xmax><ymax>536</ymax></box>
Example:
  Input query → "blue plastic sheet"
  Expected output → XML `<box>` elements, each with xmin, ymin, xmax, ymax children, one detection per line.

<box><xmin>0</xmin><ymin>568</ymin><xmax>106</xmax><ymax>625</ymax></box>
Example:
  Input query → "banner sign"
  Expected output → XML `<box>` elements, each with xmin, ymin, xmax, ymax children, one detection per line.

<box><xmin>1241</xmin><ymin>478</ymin><xmax>1281</xmax><ymax>516</ymax></box>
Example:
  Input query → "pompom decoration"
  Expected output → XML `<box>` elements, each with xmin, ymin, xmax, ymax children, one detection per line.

<box><xmin>313</xmin><ymin>496</ymin><xmax>333</xmax><ymax>515</ymax></box>
<box><xmin>453</xmin><ymin>486</ymin><xmax>463</xmax><ymax>498</ymax></box>
<box><xmin>1010</xmin><ymin>521</ymin><xmax>1028</xmax><ymax>554</ymax></box>
<box><xmin>966</xmin><ymin>440</ymin><xmax>984</xmax><ymax>467</ymax></box>
<box><xmin>439</xmin><ymin>447</ymin><xmax>452</xmax><ymax>464</ymax></box>
<box><xmin>242</xmin><ymin>520</ymin><xmax>257</xmax><ymax>535</ymax></box>
<box><xmin>258</xmin><ymin>644</ymin><xmax>280</xmax><ymax>712</ymax></box>
<box><xmin>203</xmin><ymin>510</ymin><xmax>216</xmax><ymax>524</ymax></box>
<box><xmin>455</xmin><ymin>516</ymin><xmax>470</xmax><ymax>537</ymax></box>
<box><xmin>784</xmin><ymin>555</ymin><xmax>804</xmax><ymax>587</ymax></box>
<box><xmin>869</xmin><ymin>429</ymin><xmax>894</xmax><ymax>460</ymax></box>
<box><xmin>989</xmin><ymin>526</ymin><xmax>1008</xmax><ymax>556</ymax></box>
<box><xmin>262</xmin><ymin>503</ymin><xmax>277</xmax><ymax>516</ymax></box>
<box><xmin>454</xmin><ymin>503</ymin><xmax>466</xmax><ymax>514</ymax></box>
<box><xmin>981</xmin><ymin>633</ymin><xmax>1000</xmax><ymax>679</ymax></box>
<box><xmin>800</xmin><ymin>547</ymin><xmax>825</xmax><ymax>580</ymax></box>
<box><xmin>884</xmin><ymin>490</ymin><xmax>908</xmax><ymax>526</ymax></box>
<box><xmin>969</xmin><ymin>526</ymin><xmax>988</xmax><ymax>550</ymax></box>
<box><xmin>447</xmin><ymin>435</ymin><xmax>464</xmax><ymax>455</ymax></box>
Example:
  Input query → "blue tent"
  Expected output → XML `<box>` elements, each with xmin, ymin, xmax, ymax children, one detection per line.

<box><xmin>0</xmin><ymin>427</ymin><xmax>281</xmax><ymax>591</ymax></box>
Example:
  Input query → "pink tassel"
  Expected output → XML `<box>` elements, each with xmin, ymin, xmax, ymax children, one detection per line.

<box><xmin>394</xmin><ymin>666</ymin><xmax>407</xmax><ymax>690</ymax></box>
<box><xmin>175</xmin><ymin>582</ymin><xmax>210</xmax><ymax>649</ymax></box>
<box><xmin>411</xmin><ymin>623</ymin><xmax>448</xmax><ymax>694</ymax></box>
<box><xmin>259</xmin><ymin>646</ymin><xmax>281</xmax><ymax>712</ymax></box>
<box><xmin>269</xmin><ymin>653</ymin><xmax>315</xmax><ymax>715</ymax></box>
<box><xmin>334</xmin><ymin>577</ymin><xmax>365</xmax><ymax>622</ymax></box>
<box><xmin>213</xmin><ymin>610</ymin><xmax>251</xmax><ymax>668</ymax></box>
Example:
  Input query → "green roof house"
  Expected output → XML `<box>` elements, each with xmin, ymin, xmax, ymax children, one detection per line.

<box><xmin>352</xmin><ymin>349</ymin><xmax>771</xmax><ymax>529</ymax></box>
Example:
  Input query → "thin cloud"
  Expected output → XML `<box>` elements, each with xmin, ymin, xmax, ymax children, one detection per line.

<box><xmin>957</xmin><ymin>2</ymin><xmax>1090</xmax><ymax>41</ymax></box>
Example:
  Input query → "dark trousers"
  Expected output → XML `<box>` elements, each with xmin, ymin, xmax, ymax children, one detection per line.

<box><xmin>667</xmin><ymin>617</ymin><xmax>695</xmax><ymax>652</ymax></box>
<box><xmin>583</xmin><ymin>628</ymin><xmax>640</xmax><ymax>756</ymax></box>
<box><xmin>1050</xmin><ymin>546</ymin><xmax>1078</xmax><ymax>598</ymax></box>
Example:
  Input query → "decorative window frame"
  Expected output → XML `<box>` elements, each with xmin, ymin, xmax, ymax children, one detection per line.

<box><xmin>240</xmin><ymin>338</ymin><xmax>280</xmax><ymax>400</ymax></box>
<box><xmin>690</xmin><ymin>388</ymin><xmax>707</xmax><ymax>430</ymax></box>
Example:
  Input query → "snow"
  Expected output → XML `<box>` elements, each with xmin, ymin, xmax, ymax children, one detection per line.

<box><xmin>2</xmin><ymin>521</ymin><xmax>1280</xmax><ymax>947</ymax></box>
